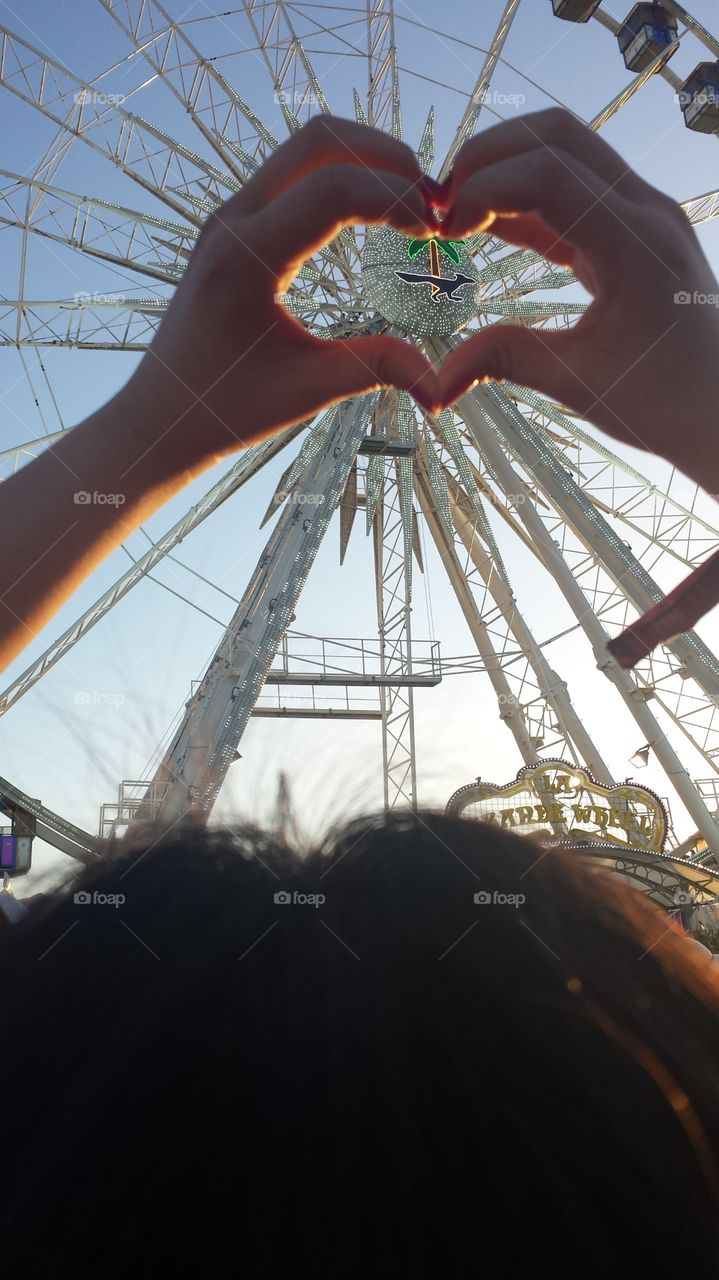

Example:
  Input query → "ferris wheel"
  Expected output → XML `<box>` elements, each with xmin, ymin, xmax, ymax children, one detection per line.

<box><xmin>2</xmin><ymin>0</ymin><xmax>719</xmax><ymax>885</ymax></box>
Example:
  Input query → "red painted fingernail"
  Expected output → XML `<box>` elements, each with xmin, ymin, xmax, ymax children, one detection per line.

<box><xmin>419</xmin><ymin>175</ymin><xmax>444</xmax><ymax>205</ymax></box>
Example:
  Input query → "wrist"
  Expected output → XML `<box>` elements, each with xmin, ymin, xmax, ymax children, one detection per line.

<box><xmin>120</xmin><ymin>357</ymin><xmax>241</xmax><ymax>478</ymax></box>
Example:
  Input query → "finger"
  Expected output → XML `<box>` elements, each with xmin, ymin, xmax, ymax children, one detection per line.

<box><xmin>248</xmin><ymin>165</ymin><xmax>436</xmax><ymax>278</ymax></box>
<box><xmin>235</xmin><ymin>114</ymin><xmax>426</xmax><ymax>215</ymax></box>
<box><xmin>436</xmin><ymin>325</ymin><xmax>584</xmax><ymax>410</ymax></box>
<box><xmin>444</xmin><ymin>108</ymin><xmax>650</xmax><ymax>206</ymax></box>
<box><xmin>311</xmin><ymin>335</ymin><xmax>439</xmax><ymax>412</ymax></box>
<box><xmin>442</xmin><ymin>148</ymin><xmax>634</xmax><ymax>261</ymax></box>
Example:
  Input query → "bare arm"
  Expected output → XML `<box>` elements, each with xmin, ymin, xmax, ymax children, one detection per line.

<box><xmin>0</xmin><ymin>116</ymin><xmax>440</xmax><ymax>672</ymax></box>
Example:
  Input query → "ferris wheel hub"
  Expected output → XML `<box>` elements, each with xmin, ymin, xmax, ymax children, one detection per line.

<box><xmin>360</xmin><ymin>225</ymin><xmax>480</xmax><ymax>337</ymax></box>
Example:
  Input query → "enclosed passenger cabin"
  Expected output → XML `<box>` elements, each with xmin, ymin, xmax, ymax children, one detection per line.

<box><xmin>678</xmin><ymin>61</ymin><xmax>719</xmax><ymax>134</ymax></box>
<box><xmin>550</xmin><ymin>0</ymin><xmax>601</xmax><ymax>20</ymax></box>
<box><xmin>617</xmin><ymin>3</ymin><xmax>678</xmax><ymax>72</ymax></box>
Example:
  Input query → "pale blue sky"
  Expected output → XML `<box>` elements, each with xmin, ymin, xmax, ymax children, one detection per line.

<box><xmin>2</xmin><ymin>0</ymin><xmax>719</xmax><ymax>890</ymax></box>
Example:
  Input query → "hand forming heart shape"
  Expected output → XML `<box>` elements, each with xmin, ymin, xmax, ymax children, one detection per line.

<box><xmin>128</xmin><ymin>111</ymin><xmax>719</xmax><ymax>497</ymax></box>
<box><xmin>4</xmin><ymin>111</ymin><xmax>719</xmax><ymax>677</ymax></box>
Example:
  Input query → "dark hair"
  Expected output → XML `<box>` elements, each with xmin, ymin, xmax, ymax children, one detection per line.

<box><xmin>2</xmin><ymin>811</ymin><xmax>719</xmax><ymax>1276</ymax></box>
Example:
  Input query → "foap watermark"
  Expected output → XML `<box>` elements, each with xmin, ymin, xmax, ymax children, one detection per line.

<box><xmin>486</xmin><ymin>491</ymin><xmax>527</xmax><ymax>511</ymax></box>
<box><xmin>675</xmin><ymin>88</ymin><xmax>719</xmax><ymax>108</ymax></box>
<box><xmin>274</xmin><ymin>89</ymin><xmax>323</xmax><ymax>111</ymax></box>
<box><xmin>273</xmin><ymin>490</ymin><xmax>325</xmax><ymax>507</ymax></box>
<box><xmin>74</xmin><ymin>490</ymin><xmax>126</xmax><ymax>507</ymax></box>
<box><xmin>74</xmin><ymin>690</ymin><xmax>126</xmax><ymax>707</ymax></box>
<box><xmin>74</xmin><ymin>291</ymin><xmax>127</xmax><ymax>305</ymax></box>
<box><xmin>74</xmin><ymin>89</ymin><xmax>127</xmax><ymax>106</ymax></box>
<box><xmin>674</xmin><ymin>290</ymin><xmax>719</xmax><ymax>307</ymax></box>
<box><xmin>478</xmin><ymin>89</ymin><xmax>526</xmax><ymax>109</ymax></box>
<box><xmin>274</xmin><ymin>889</ymin><xmax>326</xmax><ymax>908</ymax></box>
<box><xmin>474</xmin><ymin>890</ymin><xmax>525</xmax><ymax>908</ymax></box>
<box><xmin>74</xmin><ymin>889</ymin><xmax>125</xmax><ymax>908</ymax></box>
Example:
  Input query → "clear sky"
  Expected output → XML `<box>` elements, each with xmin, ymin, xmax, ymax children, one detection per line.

<box><xmin>2</xmin><ymin>0</ymin><xmax>719</xmax><ymax>892</ymax></box>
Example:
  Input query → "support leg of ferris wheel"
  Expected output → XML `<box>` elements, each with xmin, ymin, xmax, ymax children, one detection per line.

<box><xmin>476</xmin><ymin>381</ymin><xmax>719</xmax><ymax>772</ymax></box>
<box><xmin>413</xmin><ymin>435</ymin><xmax>542</xmax><ymax>766</ymax></box>
<box><xmin>423</xmin><ymin>342</ymin><xmax>719</xmax><ymax>857</ymax></box>
<box><xmin>128</xmin><ymin>395</ymin><xmax>375</xmax><ymax>833</ymax></box>
<box><xmin>482</xmin><ymin>382</ymin><xmax>719</xmax><ymax>708</ymax></box>
<box><xmin>414</xmin><ymin>434</ymin><xmax>602</xmax><ymax>839</ymax></box>
<box><xmin>418</xmin><ymin>429</ymin><xmax>614</xmax><ymax>785</ymax></box>
<box><xmin>371</xmin><ymin>390</ymin><xmax>417</xmax><ymax>810</ymax></box>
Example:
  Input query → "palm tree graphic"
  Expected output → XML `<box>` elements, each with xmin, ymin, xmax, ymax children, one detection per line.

<box><xmin>406</xmin><ymin>234</ymin><xmax>466</xmax><ymax>279</ymax></box>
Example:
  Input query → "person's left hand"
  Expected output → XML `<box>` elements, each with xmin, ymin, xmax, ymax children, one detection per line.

<box><xmin>126</xmin><ymin>115</ymin><xmax>441</xmax><ymax>467</ymax></box>
<box><xmin>431</xmin><ymin>109</ymin><xmax>719</xmax><ymax>491</ymax></box>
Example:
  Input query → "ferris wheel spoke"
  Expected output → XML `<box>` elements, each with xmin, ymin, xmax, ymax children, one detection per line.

<box><xmin>132</xmin><ymin>395</ymin><xmax>375</xmax><ymax>829</ymax></box>
<box><xmin>438</xmin><ymin>0</ymin><xmax>522</xmax><ymax>182</ymax></box>
<box><xmin>414</xmin><ymin>426</ymin><xmax>602</xmax><ymax>774</ymax></box>
<box><xmin>681</xmin><ymin>185</ymin><xmax>719</xmax><ymax>225</ymax></box>
<box><xmin>242</xmin><ymin>0</ymin><xmax>331</xmax><ymax>127</ymax></box>
<box><xmin>478</xmin><ymin>299</ymin><xmax>587</xmax><ymax>322</ymax></box>
<box><xmin>505</xmin><ymin>383</ymin><xmax>719</xmax><ymax>574</ymax></box>
<box><xmin>0</xmin><ymin>25</ymin><xmax>242</xmax><ymax>225</ymax></box>
<box><xmin>588</xmin><ymin>34</ymin><xmax>684</xmax><ymax>131</ymax></box>
<box><xmin>0</xmin><ymin>298</ymin><xmax>167</xmax><ymax>350</ymax></box>
<box><xmin>482</xmin><ymin>380</ymin><xmax>719</xmax><ymax>794</ymax></box>
<box><xmin>418</xmin><ymin>407</ymin><xmax>596</xmax><ymax>767</ymax></box>
<box><xmin>0</xmin><ymin>428</ymin><xmax>67</xmax><ymax>478</ymax></box>
<box><xmin>426</xmin><ymin>336</ymin><xmax>719</xmax><ymax>848</ymax></box>
<box><xmin>428</xmin><ymin>410</ymin><xmax>508</xmax><ymax>578</ymax></box>
<box><xmin>0</xmin><ymin>425</ymin><xmax>305</xmax><ymax>718</ymax></box>
<box><xmin>370</xmin><ymin>390</ymin><xmax>417</xmax><ymax>808</ymax></box>
<box><xmin>99</xmin><ymin>0</ymin><xmax>281</xmax><ymax>182</ymax></box>
<box><xmin>417</xmin><ymin>106</ymin><xmax>435</xmax><ymax>173</ymax></box>
<box><xmin>366</xmin><ymin>0</ymin><xmax>402</xmax><ymax>138</ymax></box>
<box><xmin>0</xmin><ymin>170</ymin><xmax>197</xmax><ymax>285</ymax></box>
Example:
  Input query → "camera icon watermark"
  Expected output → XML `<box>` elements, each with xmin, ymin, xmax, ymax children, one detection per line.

<box><xmin>74</xmin><ymin>889</ymin><xmax>125</xmax><ymax>907</ymax></box>
<box><xmin>274</xmin><ymin>889</ymin><xmax>326</xmax><ymax>908</ymax></box>
<box><xmin>74</xmin><ymin>490</ymin><xmax>126</xmax><ymax>507</ymax></box>
<box><xmin>474</xmin><ymin>890</ymin><xmax>526</xmax><ymax>908</ymax></box>
<box><xmin>674</xmin><ymin>290</ymin><xmax>719</xmax><ymax>307</ymax></box>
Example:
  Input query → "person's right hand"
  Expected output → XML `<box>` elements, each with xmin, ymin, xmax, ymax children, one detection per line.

<box><xmin>434</xmin><ymin>109</ymin><xmax>719</xmax><ymax>492</ymax></box>
<box><xmin>126</xmin><ymin>115</ymin><xmax>440</xmax><ymax>468</ymax></box>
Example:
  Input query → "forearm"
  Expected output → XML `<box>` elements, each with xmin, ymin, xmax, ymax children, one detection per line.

<box><xmin>0</xmin><ymin>384</ymin><xmax>218</xmax><ymax>673</ymax></box>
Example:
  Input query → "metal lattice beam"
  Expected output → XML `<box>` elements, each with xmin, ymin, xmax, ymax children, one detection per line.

<box><xmin>428</xmin><ymin>336</ymin><xmax>719</xmax><ymax>854</ymax></box>
<box><xmin>372</xmin><ymin>390</ymin><xmax>416</xmax><ymax>809</ymax></box>
<box><xmin>366</xmin><ymin>0</ymin><xmax>402</xmax><ymax>138</ymax></box>
<box><xmin>134</xmin><ymin>396</ymin><xmax>375</xmax><ymax>827</ymax></box>
<box><xmin>0</xmin><ymin>169</ymin><xmax>196</xmax><ymax>283</ymax></box>
<box><xmin>0</xmin><ymin>25</ymin><xmax>241</xmax><ymax>223</ymax></box>
<box><xmin>438</xmin><ymin>0</ymin><xmax>522</xmax><ymax>181</ymax></box>
<box><xmin>100</xmin><ymin>0</ymin><xmax>280</xmax><ymax>180</ymax></box>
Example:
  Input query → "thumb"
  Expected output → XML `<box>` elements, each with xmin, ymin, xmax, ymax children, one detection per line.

<box><xmin>437</xmin><ymin>325</ymin><xmax>580</xmax><ymax>409</ymax></box>
<box><xmin>318</xmin><ymin>335</ymin><xmax>439</xmax><ymax>413</ymax></box>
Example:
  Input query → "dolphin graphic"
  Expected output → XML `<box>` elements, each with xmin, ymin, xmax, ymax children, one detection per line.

<box><xmin>394</xmin><ymin>270</ymin><xmax>475</xmax><ymax>302</ymax></box>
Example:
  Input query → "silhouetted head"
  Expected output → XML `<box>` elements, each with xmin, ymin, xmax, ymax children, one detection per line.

<box><xmin>2</xmin><ymin>812</ymin><xmax>719</xmax><ymax>1276</ymax></box>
